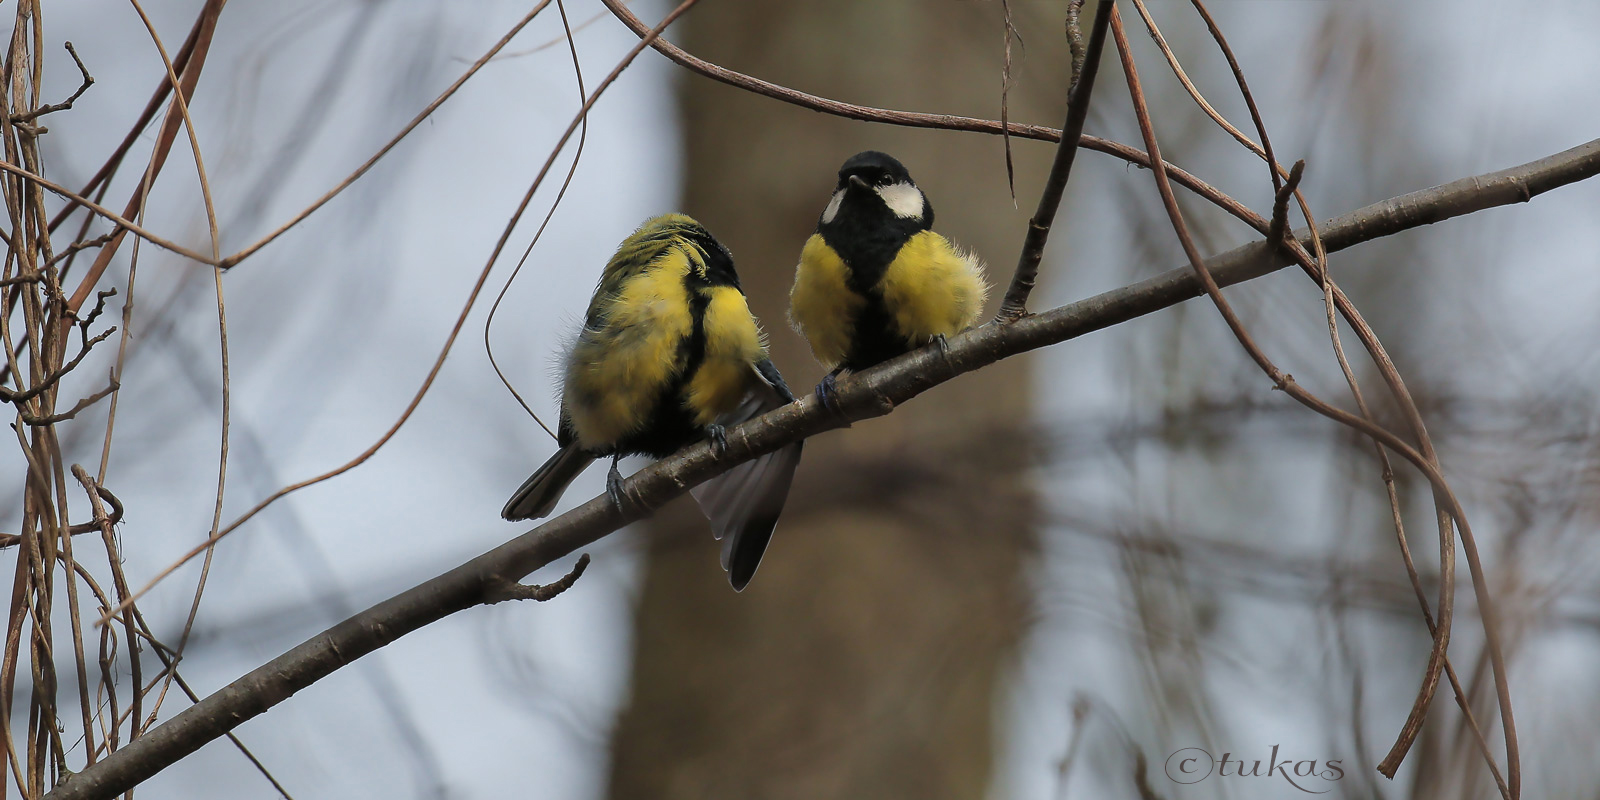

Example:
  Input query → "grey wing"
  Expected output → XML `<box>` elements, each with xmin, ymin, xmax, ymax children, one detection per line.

<box><xmin>689</xmin><ymin>358</ymin><xmax>803</xmax><ymax>591</ymax></box>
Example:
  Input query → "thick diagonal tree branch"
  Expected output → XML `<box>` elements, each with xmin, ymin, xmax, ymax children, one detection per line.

<box><xmin>43</xmin><ymin>139</ymin><xmax>1600</xmax><ymax>800</ymax></box>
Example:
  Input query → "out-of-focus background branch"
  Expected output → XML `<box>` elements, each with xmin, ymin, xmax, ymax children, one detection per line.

<box><xmin>3</xmin><ymin>1</ymin><xmax>1600</xmax><ymax>799</ymax></box>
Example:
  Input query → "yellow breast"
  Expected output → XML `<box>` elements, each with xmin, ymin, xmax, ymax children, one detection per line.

<box><xmin>788</xmin><ymin>233</ymin><xmax>864</xmax><ymax>370</ymax></box>
<box><xmin>563</xmin><ymin>250</ymin><xmax>694</xmax><ymax>448</ymax></box>
<box><xmin>878</xmin><ymin>230</ymin><xmax>988</xmax><ymax>344</ymax></box>
<box><xmin>685</xmin><ymin>286</ymin><xmax>764</xmax><ymax>426</ymax></box>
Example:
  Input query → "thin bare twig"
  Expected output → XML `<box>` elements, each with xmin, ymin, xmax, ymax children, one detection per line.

<box><xmin>96</xmin><ymin>0</ymin><xmax>706</xmax><ymax>630</ymax></box>
<box><xmin>1107</xmin><ymin>8</ymin><xmax>1518</xmax><ymax>794</ymax></box>
<box><xmin>0</xmin><ymin>4</ymin><xmax>216</xmax><ymax>391</ymax></box>
<box><xmin>61</xmin><ymin>0</ymin><xmax>224</xmax><ymax>320</ymax></box>
<box><xmin>0</xmin><ymin>161</ymin><xmax>212</xmax><ymax>264</ymax></box>
<box><xmin>215</xmin><ymin>0</ymin><xmax>556</xmax><ymax>269</ymax></box>
<box><xmin>123</xmin><ymin>0</ymin><xmax>231</xmax><ymax>732</ymax></box>
<box><xmin>0</xmin><ymin>326</ymin><xmax>114</xmax><ymax>404</ymax></box>
<box><xmin>1267</xmin><ymin>159</ymin><xmax>1305</xmax><ymax>246</ymax></box>
<box><xmin>18</xmin><ymin>377</ymin><xmax>117</xmax><ymax>425</ymax></box>
<box><xmin>483</xmin><ymin>0</ymin><xmax>589</xmax><ymax>440</ymax></box>
<box><xmin>597</xmin><ymin>0</ymin><xmax>1258</xmax><ymax>245</ymax></box>
<box><xmin>484</xmin><ymin>554</ymin><xmax>590</xmax><ymax>604</ymax></box>
<box><xmin>41</xmin><ymin>233</ymin><xmax>114</xmax><ymax>271</ymax></box>
<box><xmin>9</xmin><ymin>42</ymin><xmax>91</xmax><ymax>123</ymax></box>
<box><xmin>45</xmin><ymin>5</ymin><xmax>212</xmax><ymax>235</ymax></box>
<box><xmin>1137</xmin><ymin>0</ymin><xmax>1481</xmax><ymax>781</ymax></box>
<box><xmin>999</xmin><ymin>0</ymin><xmax>1019</xmax><ymax>202</ymax></box>
<box><xmin>996</xmin><ymin>0</ymin><xmax>1113</xmax><ymax>322</ymax></box>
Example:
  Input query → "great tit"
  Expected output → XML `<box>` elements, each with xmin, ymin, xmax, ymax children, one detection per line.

<box><xmin>787</xmin><ymin>151</ymin><xmax>987</xmax><ymax>402</ymax></box>
<box><xmin>502</xmin><ymin>214</ymin><xmax>802</xmax><ymax>591</ymax></box>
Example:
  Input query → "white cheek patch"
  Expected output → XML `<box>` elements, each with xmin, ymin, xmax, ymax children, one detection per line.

<box><xmin>876</xmin><ymin>182</ymin><xmax>924</xmax><ymax>220</ymax></box>
<box><xmin>820</xmin><ymin>189</ymin><xmax>846</xmax><ymax>224</ymax></box>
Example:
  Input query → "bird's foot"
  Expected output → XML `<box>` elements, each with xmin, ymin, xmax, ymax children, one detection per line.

<box><xmin>813</xmin><ymin>369</ymin><xmax>846</xmax><ymax>417</ymax></box>
<box><xmin>605</xmin><ymin>456</ymin><xmax>630</xmax><ymax>514</ymax></box>
<box><xmin>705</xmin><ymin>424</ymin><xmax>729</xmax><ymax>457</ymax></box>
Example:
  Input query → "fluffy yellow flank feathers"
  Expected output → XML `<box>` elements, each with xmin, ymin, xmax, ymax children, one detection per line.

<box><xmin>878</xmin><ymin>231</ymin><xmax>987</xmax><ymax>344</ymax></box>
<box><xmin>789</xmin><ymin>230</ymin><xmax>986</xmax><ymax>370</ymax></box>
<box><xmin>563</xmin><ymin>245</ymin><xmax>696</xmax><ymax>447</ymax></box>
<box><xmin>788</xmin><ymin>233</ymin><xmax>865</xmax><ymax>370</ymax></box>
<box><xmin>687</xmin><ymin>287</ymin><xmax>765</xmax><ymax>427</ymax></box>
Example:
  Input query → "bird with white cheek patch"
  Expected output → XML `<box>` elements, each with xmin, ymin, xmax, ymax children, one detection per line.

<box><xmin>787</xmin><ymin>150</ymin><xmax>989</xmax><ymax>407</ymax></box>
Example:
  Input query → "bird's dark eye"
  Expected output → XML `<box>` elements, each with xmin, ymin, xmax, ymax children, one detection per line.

<box><xmin>877</xmin><ymin>175</ymin><xmax>894</xmax><ymax>186</ymax></box>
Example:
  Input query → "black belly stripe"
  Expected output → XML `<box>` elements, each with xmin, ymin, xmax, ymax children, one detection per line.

<box><xmin>818</xmin><ymin>218</ymin><xmax>926</xmax><ymax>372</ymax></box>
<box><xmin>846</xmin><ymin>291</ymin><xmax>906</xmax><ymax>371</ymax></box>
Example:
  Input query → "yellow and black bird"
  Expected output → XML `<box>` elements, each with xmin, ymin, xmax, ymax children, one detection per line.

<box><xmin>502</xmin><ymin>214</ymin><xmax>802</xmax><ymax>591</ymax></box>
<box><xmin>788</xmin><ymin>150</ymin><xmax>987</xmax><ymax>402</ymax></box>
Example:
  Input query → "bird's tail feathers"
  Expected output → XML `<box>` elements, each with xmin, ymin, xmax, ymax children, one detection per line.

<box><xmin>690</xmin><ymin>358</ymin><xmax>803</xmax><ymax>590</ymax></box>
<box><xmin>502</xmin><ymin>445</ymin><xmax>595</xmax><ymax>521</ymax></box>
<box><xmin>693</xmin><ymin>440</ymin><xmax>802</xmax><ymax>591</ymax></box>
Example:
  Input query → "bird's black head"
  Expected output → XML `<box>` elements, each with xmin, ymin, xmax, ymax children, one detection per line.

<box><xmin>819</xmin><ymin>150</ymin><xmax>933</xmax><ymax>233</ymax></box>
<box><xmin>836</xmin><ymin>150</ymin><xmax>914</xmax><ymax>190</ymax></box>
<box><xmin>676</xmin><ymin>219</ymin><xmax>740</xmax><ymax>289</ymax></box>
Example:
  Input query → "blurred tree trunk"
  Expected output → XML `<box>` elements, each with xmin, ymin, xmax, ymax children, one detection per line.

<box><xmin>607</xmin><ymin>4</ymin><xmax>1069</xmax><ymax>797</ymax></box>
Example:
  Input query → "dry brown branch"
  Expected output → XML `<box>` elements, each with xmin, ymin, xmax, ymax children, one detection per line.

<box><xmin>17</xmin><ymin>378</ymin><xmax>117</xmax><ymax>426</ymax></box>
<box><xmin>0</xmin><ymin>326</ymin><xmax>113</xmax><ymax>405</ymax></box>
<box><xmin>123</xmin><ymin>0</ymin><xmax>231</xmax><ymax>734</ymax></box>
<box><xmin>214</xmin><ymin>0</ymin><xmax>558</xmax><ymax>269</ymax></box>
<box><xmin>96</xmin><ymin>0</ymin><xmax>705</xmax><ymax>630</ymax></box>
<box><xmin>1114</xmin><ymin>3</ymin><xmax>1502</xmax><ymax>783</ymax></box>
<box><xmin>65</xmin><ymin>468</ymin><xmax>290</xmax><ymax>797</ymax></box>
<box><xmin>0</xmin><ymin>4</ymin><xmax>220</xmax><ymax>777</ymax></box>
<box><xmin>0</xmin><ymin>10</ymin><xmax>74</xmax><ymax>778</ymax></box>
<box><xmin>45</xmin><ymin>7</ymin><xmax>212</xmax><ymax>235</ymax></box>
<box><xmin>1106</xmin><ymin>8</ymin><xmax>1517</xmax><ymax>793</ymax></box>
<box><xmin>996</xmin><ymin>0</ymin><xmax>1113</xmax><ymax>322</ymax></box>
<box><xmin>0</xmin><ymin>4</ymin><xmax>218</xmax><ymax>389</ymax></box>
<box><xmin>1267</xmin><ymin>160</ymin><xmax>1306</xmax><ymax>246</ymax></box>
<box><xmin>9</xmin><ymin>42</ymin><xmax>91</xmax><ymax>125</ymax></box>
<box><xmin>599</xmin><ymin>0</ymin><xmax>1252</xmax><ymax>218</ymax></box>
<box><xmin>61</xmin><ymin>0</ymin><xmax>223</xmax><ymax>321</ymax></box>
<box><xmin>0</xmin><ymin>161</ymin><xmax>213</xmax><ymax>265</ymax></box>
<box><xmin>483</xmin><ymin>553</ymin><xmax>591</xmax><ymax>604</ymax></box>
<box><xmin>483</xmin><ymin>0</ymin><xmax>590</xmax><ymax>441</ymax></box>
<box><xmin>40</xmin><ymin>138</ymin><xmax>1600</xmax><ymax>800</ymax></box>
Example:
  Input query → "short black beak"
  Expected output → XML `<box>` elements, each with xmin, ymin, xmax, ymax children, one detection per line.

<box><xmin>848</xmin><ymin>174</ymin><xmax>869</xmax><ymax>190</ymax></box>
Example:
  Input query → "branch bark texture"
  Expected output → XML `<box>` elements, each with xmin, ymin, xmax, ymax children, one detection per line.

<box><xmin>44</xmin><ymin>138</ymin><xmax>1600</xmax><ymax>800</ymax></box>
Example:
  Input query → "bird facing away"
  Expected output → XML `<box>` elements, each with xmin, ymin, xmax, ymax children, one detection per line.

<box><xmin>501</xmin><ymin>214</ymin><xmax>803</xmax><ymax>591</ymax></box>
<box><xmin>788</xmin><ymin>150</ymin><xmax>987</xmax><ymax>402</ymax></box>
